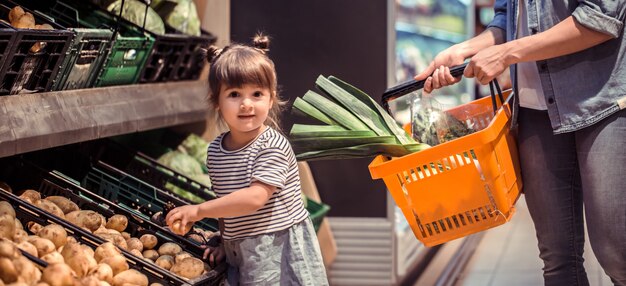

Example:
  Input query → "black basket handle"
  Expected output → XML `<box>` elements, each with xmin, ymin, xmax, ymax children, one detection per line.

<box><xmin>382</xmin><ymin>63</ymin><xmax>467</xmax><ymax>114</ymax></box>
<box><xmin>381</xmin><ymin>63</ymin><xmax>507</xmax><ymax>115</ymax></box>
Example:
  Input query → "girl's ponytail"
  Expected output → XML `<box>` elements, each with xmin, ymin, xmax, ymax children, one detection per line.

<box><xmin>252</xmin><ymin>33</ymin><xmax>270</xmax><ymax>54</ymax></box>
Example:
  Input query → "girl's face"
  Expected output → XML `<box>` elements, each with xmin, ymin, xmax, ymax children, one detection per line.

<box><xmin>218</xmin><ymin>84</ymin><xmax>274</xmax><ymax>140</ymax></box>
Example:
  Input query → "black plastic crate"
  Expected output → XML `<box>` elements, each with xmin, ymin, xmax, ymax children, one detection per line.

<box><xmin>0</xmin><ymin>160</ymin><xmax>226</xmax><ymax>285</ymax></box>
<box><xmin>94</xmin><ymin>3</ymin><xmax>199</xmax><ymax>83</ymax></box>
<box><xmin>83</xmin><ymin>160</ymin><xmax>219</xmax><ymax>233</ymax></box>
<box><xmin>0</xmin><ymin>1</ymin><xmax>73</xmax><ymax>95</ymax></box>
<box><xmin>165</xmin><ymin>25</ymin><xmax>216</xmax><ymax>81</ymax></box>
<box><xmin>0</xmin><ymin>22</ymin><xmax>17</xmax><ymax>90</ymax></box>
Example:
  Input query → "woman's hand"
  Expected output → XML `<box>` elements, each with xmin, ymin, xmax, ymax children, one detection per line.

<box><xmin>165</xmin><ymin>204</ymin><xmax>201</xmax><ymax>235</ymax></box>
<box><xmin>463</xmin><ymin>44</ymin><xmax>511</xmax><ymax>85</ymax></box>
<box><xmin>414</xmin><ymin>44</ymin><xmax>466</xmax><ymax>93</ymax></box>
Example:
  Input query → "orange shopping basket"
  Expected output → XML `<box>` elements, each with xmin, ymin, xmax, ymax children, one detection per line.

<box><xmin>369</xmin><ymin>65</ymin><xmax>522</xmax><ymax>247</ymax></box>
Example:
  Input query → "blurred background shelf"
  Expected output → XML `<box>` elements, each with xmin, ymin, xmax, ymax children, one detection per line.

<box><xmin>0</xmin><ymin>80</ymin><xmax>209</xmax><ymax>158</ymax></box>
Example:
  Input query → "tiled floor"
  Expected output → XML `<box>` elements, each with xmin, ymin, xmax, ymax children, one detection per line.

<box><xmin>454</xmin><ymin>196</ymin><xmax>613</xmax><ymax>286</ymax></box>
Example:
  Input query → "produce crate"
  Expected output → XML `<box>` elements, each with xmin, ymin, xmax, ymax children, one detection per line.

<box><xmin>0</xmin><ymin>160</ymin><xmax>226</xmax><ymax>285</ymax></box>
<box><xmin>0</xmin><ymin>22</ymin><xmax>16</xmax><ymax>90</ymax></box>
<box><xmin>0</xmin><ymin>1</ymin><xmax>73</xmax><ymax>95</ymax></box>
<box><xmin>306</xmin><ymin>198</ymin><xmax>331</xmax><ymax>232</ymax></box>
<box><xmin>370</xmin><ymin>79</ymin><xmax>522</xmax><ymax>247</ymax></box>
<box><xmin>82</xmin><ymin>160</ymin><xmax>219</xmax><ymax>233</ymax></box>
<box><xmin>65</xmin><ymin>0</ymin><xmax>154</xmax><ymax>87</ymax></box>
<box><xmin>0</xmin><ymin>189</ymin><xmax>215</xmax><ymax>286</ymax></box>
<box><xmin>165</xmin><ymin>25</ymin><xmax>216</xmax><ymax>81</ymax></box>
<box><xmin>44</xmin><ymin>1</ymin><xmax>114</xmax><ymax>90</ymax></box>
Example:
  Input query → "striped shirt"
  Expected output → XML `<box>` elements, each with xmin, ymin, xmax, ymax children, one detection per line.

<box><xmin>206</xmin><ymin>127</ymin><xmax>308</xmax><ymax>240</ymax></box>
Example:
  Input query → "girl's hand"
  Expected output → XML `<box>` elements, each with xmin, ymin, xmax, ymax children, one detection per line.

<box><xmin>463</xmin><ymin>44</ymin><xmax>510</xmax><ymax>85</ymax></box>
<box><xmin>203</xmin><ymin>243</ymin><xmax>225</xmax><ymax>268</ymax></box>
<box><xmin>414</xmin><ymin>44</ymin><xmax>466</xmax><ymax>93</ymax></box>
<box><xmin>165</xmin><ymin>205</ymin><xmax>201</xmax><ymax>235</ymax></box>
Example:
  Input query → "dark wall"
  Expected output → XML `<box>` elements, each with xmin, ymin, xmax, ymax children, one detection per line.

<box><xmin>231</xmin><ymin>0</ymin><xmax>390</xmax><ymax>217</ymax></box>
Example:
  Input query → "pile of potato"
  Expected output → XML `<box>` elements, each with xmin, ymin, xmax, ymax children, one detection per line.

<box><xmin>4</xmin><ymin>6</ymin><xmax>54</xmax><ymax>53</ymax></box>
<box><xmin>0</xmin><ymin>187</ymin><xmax>212</xmax><ymax>284</ymax></box>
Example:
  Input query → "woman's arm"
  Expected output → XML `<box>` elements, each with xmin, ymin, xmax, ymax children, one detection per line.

<box><xmin>466</xmin><ymin>16</ymin><xmax>614</xmax><ymax>84</ymax></box>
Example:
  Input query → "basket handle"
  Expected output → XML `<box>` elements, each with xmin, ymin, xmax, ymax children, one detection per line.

<box><xmin>381</xmin><ymin>63</ymin><xmax>467</xmax><ymax>114</ymax></box>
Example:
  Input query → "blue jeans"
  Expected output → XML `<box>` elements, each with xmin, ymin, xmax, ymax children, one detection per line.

<box><xmin>518</xmin><ymin>108</ymin><xmax>626</xmax><ymax>286</ymax></box>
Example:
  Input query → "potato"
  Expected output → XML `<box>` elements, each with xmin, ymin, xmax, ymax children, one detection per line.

<box><xmin>37</xmin><ymin>224</ymin><xmax>67</xmax><ymax>249</ymax></box>
<box><xmin>89</xmin><ymin>263</ymin><xmax>114</xmax><ymax>284</ymax></box>
<box><xmin>154</xmin><ymin>255</ymin><xmax>174</xmax><ymax>270</ymax></box>
<box><xmin>170</xmin><ymin>257</ymin><xmax>204</xmax><ymax>279</ymax></box>
<box><xmin>19</xmin><ymin>190</ymin><xmax>40</xmax><ymax>204</ymax></box>
<box><xmin>0</xmin><ymin>201</ymin><xmax>15</xmax><ymax>218</ymax></box>
<box><xmin>12</xmin><ymin>229</ymin><xmax>28</xmax><ymax>243</ymax></box>
<box><xmin>44</xmin><ymin>196</ymin><xmax>79</xmax><ymax>215</ymax></box>
<box><xmin>112</xmin><ymin>269</ymin><xmax>148</xmax><ymax>286</ymax></box>
<box><xmin>8</xmin><ymin>6</ymin><xmax>25</xmax><ymax>23</ymax></box>
<box><xmin>95</xmin><ymin>242</ymin><xmax>121</xmax><ymax>263</ymax></box>
<box><xmin>60</xmin><ymin>241</ymin><xmax>94</xmax><ymax>277</ymax></box>
<box><xmin>174</xmin><ymin>252</ymin><xmax>192</xmax><ymax>264</ymax></box>
<box><xmin>13</xmin><ymin>256</ymin><xmax>41</xmax><ymax>285</ymax></box>
<box><xmin>171</xmin><ymin>220</ymin><xmax>192</xmax><ymax>235</ymax></box>
<box><xmin>100</xmin><ymin>255</ymin><xmax>129</xmax><ymax>276</ymax></box>
<box><xmin>40</xmin><ymin>251</ymin><xmax>64</xmax><ymax>264</ymax></box>
<box><xmin>13</xmin><ymin>12</ymin><xmax>35</xmax><ymax>29</ymax></box>
<box><xmin>106</xmin><ymin>215</ymin><xmax>128</xmax><ymax>232</ymax></box>
<box><xmin>0</xmin><ymin>214</ymin><xmax>15</xmax><ymax>240</ymax></box>
<box><xmin>139</xmin><ymin>234</ymin><xmax>157</xmax><ymax>250</ymax></box>
<box><xmin>27</xmin><ymin>237</ymin><xmax>55</xmax><ymax>257</ymax></box>
<box><xmin>157</xmin><ymin>242</ymin><xmax>181</xmax><ymax>256</ymax></box>
<box><xmin>0</xmin><ymin>239</ymin><xmax>20</xmax><ymax>259</ymax></box>
<box><xmin>80</xmin><ymin>276</ymin><xmax>101</xmax><ymax>286</ymax></box>
<box><xmin>0</xmin><ymin>257</ymin><xmax>18</xmax><ymax>283</ymax></box>
<box><xmin>82</xmin><ymin>244</ymin><xmax>95</xmax><ymax>257</ymax></box>
<box><xmin>126</xmin><ymin>238</ymin><xmax>143</xmax><ymax>252</ymax></box>
<box><xmin>98</xmin><ymin>233</ymin><xmax>127</xmax><ymax>250</ymax></box>
<box><xmin>142</xmin><ymin>249</ymin><xmax>159</xmax><ymax>261</ymax></box>
<box><xmin>16</xmin><ymin>241</ymin><xmax>37</xmax><ymax>257</ymax></box>
<box><xmin>42</xmin><ymin>263</ymin><xmax>74</xmax><ymax>286</ymax></box>
<box><xmin>129</xmin><ymin>249</ymin><xmax>143</xmax><ymax>258</ymax></box>
<box><xmin>13</xmin><ymin>219</ymin><xmax>22</xmax><ymax>231</ymax></box>
<box><xmin>66</xmin><ymin>210</ymin><xmax>104</xmax><ymax>232</ymax></box>
<box><xmin>34</xmin><ymin>200</ymin><xmax>65</xmax><ymax>219</ymax></box>
<box><xmin>121</xmin><ymin>232</ymin><xmax>131</xmax><ymax>241</ymax></box>
<box><xmin>27</xmin><ymin>222</ymin><xmax>43</xmax><ymax>234</ymax></box>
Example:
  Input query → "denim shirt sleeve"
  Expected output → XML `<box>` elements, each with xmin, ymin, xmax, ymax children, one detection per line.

<box><xmin>487</xmin><ymin>0</ymin><xmax>507</xmax><ymax>32</ymax></box>
<box><xmin>572</xmin><ymin>0</ymin><xmax>626</xmax><ymax>38</ymax></box>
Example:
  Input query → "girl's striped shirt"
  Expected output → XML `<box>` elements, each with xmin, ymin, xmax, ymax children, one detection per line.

<box><xmin>206</xmin><ymin>127</ymin><xmax>308</xmax><ymax>240</ymax></box>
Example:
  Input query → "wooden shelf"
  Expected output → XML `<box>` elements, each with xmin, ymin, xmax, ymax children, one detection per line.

<box><xmin>0</xmin><ymin>80</ymin><xmax>209</xmax><ymax>158</ymax></box>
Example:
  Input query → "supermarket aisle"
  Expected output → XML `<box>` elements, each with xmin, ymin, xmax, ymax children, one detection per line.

<box><xmin>454</xmin><ymin>196</ymin><xmax>613</xmax><ymax>286</ymax></box>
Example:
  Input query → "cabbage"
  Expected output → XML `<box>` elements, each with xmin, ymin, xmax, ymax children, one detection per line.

<box><xmin>178</xmin><ymin>134</ymin><xmax>209</xmax><ymax>166</ymax></box>
<box><xmin>157</xmin><ymin>150</ymin><xmax>204</xmax><ymax>176</ymax></box>
<box><xmin>152</xmin><ymin>0</ymin><xmax>201</xmax><ymax>36</ymax></box>
<box><xmin>107</xmin><ymin>0</ymin><xmax>166</xmax><ymax>35</ymax></box>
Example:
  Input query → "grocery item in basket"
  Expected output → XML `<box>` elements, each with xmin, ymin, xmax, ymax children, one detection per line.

<box><xmin>410</xmin><ymin>95</ymin><xmax>488</xmax><ymax>146</ymax></box>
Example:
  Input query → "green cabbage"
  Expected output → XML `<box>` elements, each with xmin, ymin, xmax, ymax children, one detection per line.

<box><xmin>107</xmin><ymin>0</ymin><xmax>166</xmax><ymax>35</ymax></box>
<box><xmin>178</xmin><ymin>134</ymin><xmax>209</xmax><ymax>166</ymax></box>
<box><xmin>164</xmin><ymin>0</ymin><xmax>200</xmax><ymax>36</ymax></box>
<box><xmin>157</xmin><ymin>150</ymin><xmax>204</xmax><ymax>176</ymax></box>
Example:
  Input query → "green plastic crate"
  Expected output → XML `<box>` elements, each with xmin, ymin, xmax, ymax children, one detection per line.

<box><xmin>68</xmin><ymin>2</ymin><xmax>154</xmax><ymax>87</ymax></box>
<box><xmin>306</xmin><ymin>198</ymin><xmax>331</xmax><ymax>232</ymax></box>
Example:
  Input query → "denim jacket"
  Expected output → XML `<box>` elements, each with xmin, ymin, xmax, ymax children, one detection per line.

<box><xmin>488</xmin><ymin>0</ymin><xmax>626</xmax><ymax>134</ymax></box>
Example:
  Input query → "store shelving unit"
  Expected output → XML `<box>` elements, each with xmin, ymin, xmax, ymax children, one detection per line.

<box><xmin>0</xmin><ymin>80</ymin><xmax>209</xmax><ymax>158</ymax></box>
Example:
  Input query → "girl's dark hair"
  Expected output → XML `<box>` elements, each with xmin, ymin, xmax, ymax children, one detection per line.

<box><xmin>206</xmin><ymin>33</ymin><xmax>285</xmax><ymax>131</ymax></box>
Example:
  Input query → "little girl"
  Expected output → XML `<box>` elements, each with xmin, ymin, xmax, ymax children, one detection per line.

<box><xmin>165</xmin><ymin>34</ymin><xmax>328</xmax><ymax>285</ymax></box>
